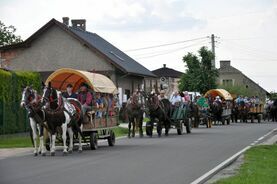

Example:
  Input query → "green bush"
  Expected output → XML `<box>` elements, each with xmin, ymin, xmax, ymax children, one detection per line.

<box><xmin>0</xmin><ymin>69</ymin><xmax>41</xmax><ymax>134</ymax></box>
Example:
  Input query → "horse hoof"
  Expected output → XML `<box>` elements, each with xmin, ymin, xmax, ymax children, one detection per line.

<box><xmin>139</xmin><ymin>134</ymin><xmax>144</xmax><ymax>138</ymax></box>
<box><xmin>128</xmin><ymin>135</ymin><xmax>131</xmax><ymax>138</ymax></box>
<box><xmin>42</xmin><ymin>152</ymin><xmax>46</xmax><ymax>156</ymax></box>
<box><xmin>68</xmin><ymin>150</ymin><xmax>73</xmax><ymax>154</ymax></box>
<box><xmin>34</xmin><ymin>153</ymin><xmax>38</xmax><ymax>157</ymax></box>
<box><xmin>78</xmin><ymin>150</ymin><xmax>83</xmax><ymax>153</ymax></box>
<box><xmin>63</xmin><ymin>152</ymin><xmax>68</xmax><ymax>156</ymax></box>
<box><xmin>50</xmin><ymin>152</ymin><xmax>55</xmax><ymax>156</ymax></box>
<box><xmin>38</xmin><ymin>151</ymin><xmax>42</xmax><ymax>155</ymax></box>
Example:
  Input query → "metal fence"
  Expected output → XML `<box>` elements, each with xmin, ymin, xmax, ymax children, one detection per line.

<box><xmin>0</xmin><ymin>100</ymin><xmax>29</xmax><ymax>135</ymax></box>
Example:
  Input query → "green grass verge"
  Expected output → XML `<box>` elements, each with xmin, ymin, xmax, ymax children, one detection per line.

<box><xmin>0</xmin><ymin>134</ymin><xmax>32</xmax><ymax>148</ymax></box>
<box><xmin>113</xmin><ymin>127</ymin><xmax>129</xmax><ymax>137</ymax></box>
<box><xmin>215</xmin><ymin>145</ymin><xmax>277</xmax><ymax>184</ymax></box>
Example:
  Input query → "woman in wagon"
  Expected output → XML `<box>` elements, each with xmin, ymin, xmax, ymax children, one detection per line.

<box><xmin>182</xmin><ymin>91</ymin><xmax>191</xmax><ymax>105</ymax></box>
<box><xmin>62</xmin><ymin>83</ymin><xmax>77</xmax><ymax>99</ymax></box>
<box><xmin>77</xmin><ymin>82</ymin><xmax>93</xmax><ymax>116</ymax></box>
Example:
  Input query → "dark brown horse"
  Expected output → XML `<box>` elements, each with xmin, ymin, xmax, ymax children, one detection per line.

<box><xmin>145</xmin><ymin>94</ymin><xmax>171</xmax><ymax>137</ymax></box>
<box><xmin>126</xmin><ymin>93</ymin><xmax>144</xmax><ymax>138</ymax></box>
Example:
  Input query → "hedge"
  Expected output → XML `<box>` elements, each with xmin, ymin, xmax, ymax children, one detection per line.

<box><xmin>0</xmin><ymin>69</ymin><xmax>41</xmax><ymax>134</ymax></box>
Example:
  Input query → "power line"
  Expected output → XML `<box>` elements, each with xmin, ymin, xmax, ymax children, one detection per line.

<box><xmin>132</xmin><ymin>39</ymin><xmax>209</xmax><ymax>57</ymax></box>
<box><xmin>124</xmin><ymin>36</ymin><xmax>209</xmax><ymax>52</ymax></box>
<box><xmin>135</xmin><ymin>40</ymin><xmax>209</xmax><ymax>59</ymax></box>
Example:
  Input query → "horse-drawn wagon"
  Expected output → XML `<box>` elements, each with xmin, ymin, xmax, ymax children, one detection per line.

<box><xmin>204</xmin><ymin>89</ymin><xmax>233</xmax><ymax>125</ymax></box>
<box><xmin>45</xmin><ymin>68</ymin><xmax>119</xmax><ymax>150</ymax></box>
<box><xmin>170</xmin><ymin>103</ymin><xmax>192</xmax><ymax>134</ymax></box>
<box><xmin>145</xmin><ymin>95</ymin><xmax>192</xmax><ymax>137</ymax></box>
<box><xmin>248</xmin><ymin>104</ymin><xmax>263</xmax><ymax>123</ymax></box>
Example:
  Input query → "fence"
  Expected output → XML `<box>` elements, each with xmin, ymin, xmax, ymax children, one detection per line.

<box><xmin>0</xmin><ymin>100</ymin><xmax>30</xmax><ymax>135</ymax></box>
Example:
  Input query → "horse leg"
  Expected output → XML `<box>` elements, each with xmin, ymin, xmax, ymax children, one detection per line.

<box><xmin>62</xmin><ymin>123</ymin><xmax>68</xmax><ymax>155</ymax></box>
<box><xmin>128</xmin><ymin>118</ymin><xmax>132</xmax><ymax>138</ymax></box>
<box><xmin>132</xmin><ymin>118</ymin><xmax>135</xmax><ymax>137</ymax></box>
<box><xmin>165</xmin><ymin>121</ymin><xmax>169</xmax><ymax>136</ymax></box>
<box><xmin>157</xmin><ymin>121</ymin><xmax>162</xmax><ymax>137</ymax></box>
<box><xmin>67</xmin><ymin>127</ymin><xmax>74</xmax><ymax>154</ymax></box>
<box><xmin>40</xmin><ymin>126</ymin><xmax>46</xmax><ymax>156</ymax></box>
<box><xmin>78</xmin><ymin>124</ymin><xmax>83</xmax><ymax>153</ymax></box>
<box><xmin>50</xmin><ymin>133</ymin><xmax>56</xmax><ymax>156</ymax></box>
<box><xmin>30</xmin><ymin>118</ymin><xmax>38</xmax><ymax>156</ymax></box>
<box><xmin>139</xmin><ymin>116</ymin><xmax>143</xmax><ymax>138</ymax></box>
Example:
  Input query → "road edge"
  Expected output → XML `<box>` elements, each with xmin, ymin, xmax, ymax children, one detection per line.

<box><xmin>190</xmin><ymin>127</ymin><xmax>277</xmax><ymax>184</ymax></box>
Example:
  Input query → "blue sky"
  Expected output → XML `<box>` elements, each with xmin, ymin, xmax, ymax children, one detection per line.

<box><xmin>1</xmin><ymin>0</ymin><xmax>276</xmax><ymax>91</ymax></box>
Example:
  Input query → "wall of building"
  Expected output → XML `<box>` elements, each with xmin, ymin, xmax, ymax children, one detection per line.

<box><xmin>5</xmin><ymin>25</ymin><xmax>114</xmax><ymax>72</ymax></box>
<box><xmin>218</xmin><ymin>60</ymin><xmax>268</xmax><ymax>101</ymax></box>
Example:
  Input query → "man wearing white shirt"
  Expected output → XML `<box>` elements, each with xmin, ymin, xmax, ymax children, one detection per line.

<box><xmin>170</xmin><ymin>91</ymin><xmax>182</xmax><ymax>106</ymax></box>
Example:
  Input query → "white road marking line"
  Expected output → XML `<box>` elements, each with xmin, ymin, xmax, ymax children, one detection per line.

<box><xmin>190</xmin><ymin>128</ymin><xmax>277</xmax><ymax>184</ymax></box>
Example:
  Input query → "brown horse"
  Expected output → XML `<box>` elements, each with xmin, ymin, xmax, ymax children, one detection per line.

<box><xmin>145</xmin><ymin>94</ymin><xmax>171</xmax><ymax>137</ymax></box>
<box><xmin>126</xmin><ymin>93</ymin><xmax>144</xmax><ymax>138</ymax></box>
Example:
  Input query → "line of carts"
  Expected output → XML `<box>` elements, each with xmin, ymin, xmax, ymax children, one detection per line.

<box><xmin>40</xmin><ymin>68</ymin><xmax>264</xmax><ymax>151</ymax></box>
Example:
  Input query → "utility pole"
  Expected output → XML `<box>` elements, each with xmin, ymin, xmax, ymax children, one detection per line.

<box><xmin>211</xmin><ymin>34</ymin><xmax>215</xmax><ymax>68</ymax></box>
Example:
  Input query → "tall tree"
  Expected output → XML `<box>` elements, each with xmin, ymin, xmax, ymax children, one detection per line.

<box><xmin>0</xmin><ymin>20</ymin><xmax>22</xmax><ymax>47</ymax></box>
<box><xmin>178</xmin><ymin>46</ymin><xmax>218</xmax><ymax>94</ymax></box>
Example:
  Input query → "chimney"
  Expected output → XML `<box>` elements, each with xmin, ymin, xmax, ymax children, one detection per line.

<box><xmin>220</xmin><ymin>60</ymin><xmax>231</xmax><ymax>68</ymax></box>
<box><xmin>163</xmin><ymin>64</ymin><xmax>166</xmax><ymax>68</ymax></box>
<box><xmin>62</xmin><ymin>17</ymin><xmax>69</xmax><ymax>26</ymax></box>
<box><xmin>71</xmin><ymin>19</ymin><xmax>86</xmax><ymax>31</ymax></box>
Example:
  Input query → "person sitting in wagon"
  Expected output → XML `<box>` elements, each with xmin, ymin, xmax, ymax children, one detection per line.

<box><xmin>158</xmin><ymin>90</ymin><xmax>167</xmax><ymax>100</ymax></box>
<box><xmin>77</xmin><ymin>82</ymin><xmax>93</xmax><ymax>116</ymax></box>
<box><xmin>95</xmin><ymin>92</ymin><xmax>104</xmax><ymax>118</ymax></box>
<box><xmin>62</xmin><ymin>83</ymin><xmax>77</xmax><ymax>99</ymax></box>
<box><xmin>182</xmin><ymin>91</ymin><xmax>191</xmax><ymax>105</ymax></box>
<box><xmin>214</xmin><ymin>96</ymin><xmax>222</xmax><ymax>104</ymax></box>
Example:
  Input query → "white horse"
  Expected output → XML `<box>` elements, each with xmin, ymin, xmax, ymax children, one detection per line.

<box><xmin>41</xmin><ymin>82</ymin><xmax>83</xmax><ymax>156</ymax></box>
<box><xmin>20</xmin><ymin>86</ymin><xmax>47</xmax><ymax>156</ymax></box>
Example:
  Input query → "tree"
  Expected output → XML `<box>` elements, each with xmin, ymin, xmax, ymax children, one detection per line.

<box><xmin>178</xmin><ymin>46</ymin><xmax>218</xmax><ymax>94</ymax></box>
<box><xmin>0</xmin><ymin>20</ymin><xmax>22</xmax><ymax>47</ymax></box>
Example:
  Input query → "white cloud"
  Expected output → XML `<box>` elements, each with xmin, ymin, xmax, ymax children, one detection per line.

<box><xmin>0</xmin><ymin>0</ymin><xmax>276</xmax><ymax>91</ymax></box>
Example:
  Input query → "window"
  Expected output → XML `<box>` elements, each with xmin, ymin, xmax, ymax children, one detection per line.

<box><xmin>222</xmin><ymin>79</ymin><xmax>233</xmax><ymax>86</ymax></box>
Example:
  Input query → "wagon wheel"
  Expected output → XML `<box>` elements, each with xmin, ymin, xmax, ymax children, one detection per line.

<box><xmin>258</xmin><ymin>114</ymin><xmax>262</xmax><ymax>123</ymax></box>
<box><xmin>185</xmin><ymin>118</ymin><xmax>191</xmax><ymax>134</ymax></box>
<box><xmin>146</xmin><ymin>121</ymin><xmax>153</xmax><ymax>137</ymax></box>
<box><xmin>177</xmin><ymin>121</ymin><xmax>183</xmax><ymax>135</ymax></box>
<box><xmin>251</xmin><ymin>115</ymin><xmax>254</xmax><ymax>123</ymax></box>
<box><xmin>108</xmin><ymin>130</ymin><xmax>115</xmax><ymax>146</ymax></box>
<box><xmin>227</xmin><ymin>118</ymin><xmax>230</xmax><ymax>125</ymax></box>
<box><xmin>90</xmin><ymin>132</ymin><xmax>98</xmax><ymax>150</ymax></box>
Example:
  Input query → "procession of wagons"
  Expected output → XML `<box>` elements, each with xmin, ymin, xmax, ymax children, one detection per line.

<box><xmin>21</xmin><ymin>68</ymin><xmax>269</xmax><ymax>156</ymax></box>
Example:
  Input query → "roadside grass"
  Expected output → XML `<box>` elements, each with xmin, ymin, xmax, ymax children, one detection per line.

<box><xmin>0</xmin><ymin>134</ymin><xmax>32</xmax><ymax>148</ymax></box>
<box><xmin>0</xmin><ymin>127</ymin><xmax>129</xmax><ymax>149</ymax></box>
<box><xmin>113</xmin><ymin>127</ymin><xmax>129</xmax><ymax>137</ymax></box>
<box><xmin>215</xmin><ymin>145</ymin><xmax>277</xmax><ymax>184</ymax></box>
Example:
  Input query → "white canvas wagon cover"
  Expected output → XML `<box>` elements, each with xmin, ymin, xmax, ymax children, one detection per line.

<box><xmin>45</xmin><ymin>68</ymin><xmax>117</xmax><ymax>94</ymax></box>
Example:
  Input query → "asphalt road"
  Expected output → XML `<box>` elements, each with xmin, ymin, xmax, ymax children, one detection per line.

<box><xmin>1</xmin><ymin>122</ymin><xmax>276</xmax><ymax>184</ymax></box>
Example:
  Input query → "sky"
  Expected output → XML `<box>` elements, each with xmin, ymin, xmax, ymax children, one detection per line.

<box><xmin>1</xmin><ymin>0</ymin><xmax>277</xmax><ymax>92</ymax></box>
